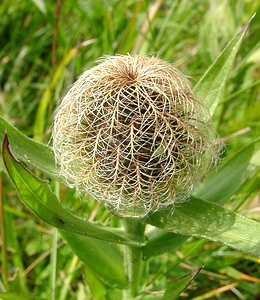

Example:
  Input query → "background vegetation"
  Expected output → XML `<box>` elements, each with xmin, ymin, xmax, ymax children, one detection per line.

<box><xmin>0</xmin><ymin>0</ymin><xmax>259</xmax><ymax>299</ymax></box>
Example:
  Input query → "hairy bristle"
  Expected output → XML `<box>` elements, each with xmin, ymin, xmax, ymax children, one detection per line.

<box><xmin>52</xmin><ymin>54</ymin><xmax>218</xmax><ymax>217</ymax></box>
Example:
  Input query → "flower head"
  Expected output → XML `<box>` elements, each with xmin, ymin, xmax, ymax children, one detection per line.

<box><xmin>52</xmin><ymin>55</ymin><xmax>217</xmax><ymax>217</ymax></box>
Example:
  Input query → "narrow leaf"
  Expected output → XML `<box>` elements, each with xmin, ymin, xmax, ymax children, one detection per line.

<box><xmin>60</xmin><ymin>231</ymin><xmax>127</xmax><ymax>288</ymax></box>
<box><xmin>144</xmin><ymin>139</ymin><xmax>260</xmax><ymax>258</ymax></box>
<box><xmin>143</xmin><ymin>230</ymin><xmax>187</xmax><ymax>260</ymax></box>
<box><xmin>194</xmin><ymin>15</ymin><xmax>255</xmax><ymax>117</ymax></box>
<box><xmin>163</xmin><ymin>268</ymin><xmax>201</xmax><ymax>300</ymax></box>
<box><xmin>83</xmin><ymin>267</ymin><xmax>107</xmax><ymax>299</ymax></box>
<box><xmin>194</xmin><ymin>138</ymin><xmax>260</xmax><ymax>204</ymax></box>
<box><xmin>2</xmin><ymin>134</ymin><xmax>128</xmax><ymax>287</ymax></box>
<box><xmin>147</xmin><ymin>197</ymin><xmax>260</xmax><ymax>257</ymax></box>
<box><xmin>2</xmin><ymin>134</ymin><xmax>143</xmax><ymax>247</ymax></box>
<box><xmin>0</xmin><ymin>116</ymin><xmax>59</xmax><ymax>180</ymax></box>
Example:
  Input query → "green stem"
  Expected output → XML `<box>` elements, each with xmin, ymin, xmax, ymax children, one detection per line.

<box><xmin>0</xmin><ymin>175</ymin><xmax>8</xmax><ymax>288</ymax></box>
<box><xmin>124</xmin><ymin>219</ymin><xmax>145</xmax><ymax>298</ymax></box>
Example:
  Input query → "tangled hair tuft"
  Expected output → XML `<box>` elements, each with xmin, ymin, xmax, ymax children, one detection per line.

<box><xmin>52</xmin><ymin>55</ymin><xmax>218</xmax><ymax>217</ymax></box>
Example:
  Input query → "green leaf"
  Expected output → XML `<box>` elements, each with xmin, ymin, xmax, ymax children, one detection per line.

<box><xmin>60</xmin><ymin>231</ymin><xmax>127</xmax><ymax>288</ymax></box>
<box><xmin>144</xmin><ymin>139</ymin><xmax>260</xmax><ymax>258</ymax></box>
<box><xmin>163</xmin><ymin>268</ymin><xmax>201</xmax><ymax>300</ymax></box>
<box><xmin>194</xmin><ymin>138</ymin><xmax>260</xmax><ymax>204</ymax></box>
<box><xmin>147</xmin><ymin>197</ymin><xmax>260</xmax><ymax>257</ymax></box>
<box><xmin>143</xmin><ymin>230</ymin><xmax>187</xmax><ymax>260</ymax></box>
<box><xmin>2</xmin><ymin>134</ymin><xmax>128</xmax><ymax>288</ymax></box>
<box><xmin>2</xmin><ymin>134</ymin><xmax>143</xmax><ymax>247</ymax></box>
<box><xmin>83</xmin><ymin>267</ymin><xmax>107</xmax><ymax>300</ymax></box>
<box><xmin>0</xmin><ymin>116</ymin><xmax>59</xmax><ymax>180</ymax></box>
<box><xmin>194</xmin><ymin>14</ymin><xmax>255</xmax><ymax>117</ymax></box>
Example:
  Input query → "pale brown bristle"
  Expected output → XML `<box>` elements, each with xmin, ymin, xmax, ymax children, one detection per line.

<box><xmin>52</xmin><ymin>54</ymin><xmax>218</xmax><ymax>218</ymax></box>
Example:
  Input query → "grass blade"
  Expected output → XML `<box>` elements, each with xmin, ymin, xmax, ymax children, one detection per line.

<box><xmin>163</xmin><ymin>268</ymin><xmax>201</xmax><ymax>300</ymax></box>
<box><xmin>33</xmin><ymin>40</ymin><xmax>96</xmax><ymax>142</ymax></box>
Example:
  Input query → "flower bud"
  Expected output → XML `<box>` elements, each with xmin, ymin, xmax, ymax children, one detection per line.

<box><xmin>52</xmin><ymin>55</ymin><xmax>217</xmax><ymax>217</ymax></box>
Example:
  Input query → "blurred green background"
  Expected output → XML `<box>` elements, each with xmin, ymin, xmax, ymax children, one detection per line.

<box><xmin>0</xmin><ymin>0</ymin><xmax>259</xmax><ymax>299</ymax></box>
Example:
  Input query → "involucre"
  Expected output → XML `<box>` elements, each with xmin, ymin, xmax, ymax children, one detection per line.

<box><xmin>52</xmin><ymin>55</ymin><xmax>217</xmax><ymax>217</ymax></box>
